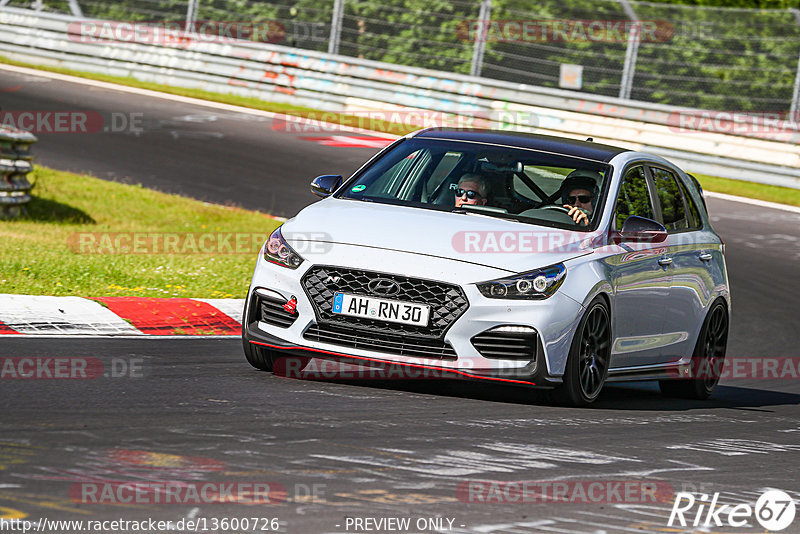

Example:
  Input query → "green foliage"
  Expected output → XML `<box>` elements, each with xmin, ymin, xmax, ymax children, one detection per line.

<box><xmin>614</xmin><ymin>167</ymin><xmax>654</xmax><ymax>229</ymax></box>
<box><xmin>340</xmin><ymin>0</ymin><xmax>477</xmax><ymax>72</ymax></box>
<box><xmin>7</xmin><ymin>0</ymin><xmax>800</xmax><ymax>110</ymax></box>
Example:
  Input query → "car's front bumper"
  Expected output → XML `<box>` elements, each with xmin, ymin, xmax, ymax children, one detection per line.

<box><xmin>243</xmin><ymin>324</ymin><xmax>564</xmax><ymax>388</ymax></box>
<box><xmin>244</xmin><ymin>253</ymin><xmax>586</xmax><ymax>384</ymax></box>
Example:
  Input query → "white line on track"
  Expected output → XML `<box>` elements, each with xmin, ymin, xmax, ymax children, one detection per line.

<box><xmin>704</xmin><ymin>190</ymin><xmax>800</xmax><ymax>214</ymax></box>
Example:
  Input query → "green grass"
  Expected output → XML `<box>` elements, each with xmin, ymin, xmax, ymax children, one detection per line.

<box><xmin>0</xmin><ymin>166</ymin><xmax>281</xmax><ymax>298</ymax></box>
<box><xmin>693</xmin><ymin>173</ymin><xmax>800</xmax><ymax>208</ymax></box>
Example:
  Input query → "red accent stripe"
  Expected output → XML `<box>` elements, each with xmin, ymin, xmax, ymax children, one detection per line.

<box><xmin>250</xmin><ymin>340</ymin><xmax>536</xmax><ymax>386</ymax></box>
<box><xmin>92</xmin><ymin>297</ymin><xmax>240</xmax><ymax>336</ymax></box>
<box><xmin>0</xmin><ymin>320</ymin><xmax>21</xmax><ymax>335</ymax></box>
<box><xmin>299</xmin><ymin>136</ymin><xmax>395</xmax><ymax>148</ymax></box>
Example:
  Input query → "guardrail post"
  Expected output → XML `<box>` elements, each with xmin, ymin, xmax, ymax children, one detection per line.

<box><xmin>790</xmin><ymin>9</ymin><xmax>800</xmax><ymax>119</ymax></box>
<box><xmin>618</xmin><ymin>0</ymin><xmax>640</xmax><ymax>100</ymax></box>
<box><xmin>33</xmin><ymin>0</ymin><xmax>43</xmax><ymax>11</ymax></box>
<box><xmin>67</xmin><ymin>0</ymin><xmax>82</xmax><ymax>17</ymax></box>
<box><xmin>185</xmin><ymin>0</ymin><xmax>199</xmax><ymax>32</ymax></box>
<box><xmin>470</xmin><ymin>0</ymin><xmax>491</xmax><ymax>78</ymax></box>
<box><xmin>328</xmin><ymin>0</ymin><xmax>345</xmax><ymax>55</ymax></box>
<box><xmin>0</xmin><ymin>125</ymin><xmax>37</xmax><ymax>219</ymax></box>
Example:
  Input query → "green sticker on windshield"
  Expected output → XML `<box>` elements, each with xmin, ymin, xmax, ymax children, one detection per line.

<box><xmin>351</xmin><ymin>185</ymin><xmax>366</xmax><ymax>193</ymax></box>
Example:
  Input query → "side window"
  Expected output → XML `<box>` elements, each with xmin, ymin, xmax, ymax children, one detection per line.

<box><xmin>651</xmin><ymin>167</ymin><xmax>688</xmax><ymax>232</ymax></box>
<box><xmin>677</xmin><ymin>177</ymin><xmax>703</xmax><ymax>229</ymax></box>
<box><xmin>614</xmin><ymin>166</ymin><xmax>655</xmax><ymax>230</ymax></box>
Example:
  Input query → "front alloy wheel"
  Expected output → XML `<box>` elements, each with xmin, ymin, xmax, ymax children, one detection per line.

<box><xmin>554</xmin><ymin>297</ymin><xmax>611</xmax><ymax>406</ymax></box>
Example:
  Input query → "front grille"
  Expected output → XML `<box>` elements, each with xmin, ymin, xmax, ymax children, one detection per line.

<box><xmin>301</xmin><ymin>266</ymin><xmax>468</xmax><ymax>339</ymax></box>
<box><xmin>257</xmin><ymin>295</ymin><xmax>298</xmax><ymax>328</ymax></box>
<box><xmin>471</xmin><ymin>328</ymin><xmax>538</xmax><ymax>360</ymax></box>
<box><xmin>304</xmin><ymin>323</ymin><xmax>457</xmax><ymax>360</ymax></box>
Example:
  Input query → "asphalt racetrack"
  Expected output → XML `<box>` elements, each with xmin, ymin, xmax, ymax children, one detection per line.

<box><xmin>2</xmin><ymin>68</ymin><xmax>800</xmax><ymax>533</ymax></box>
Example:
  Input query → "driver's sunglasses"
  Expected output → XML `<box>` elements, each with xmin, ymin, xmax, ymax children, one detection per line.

<box><xmin>567</xmin><ymin>195</ymin><xmax>593</xmax><ymax>204</ymax></box>
<box><xmin>456</xmin><ymin>188</ymin><xmax>482</xmax><ymax>199</ymax></box>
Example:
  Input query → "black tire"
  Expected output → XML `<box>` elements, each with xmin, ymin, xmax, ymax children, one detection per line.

<box><xmin>553</xmin><ymin>297</ymin><xmax>611</xmax><ymax>406</ymax></box>
<box><xmin>242</xmin><ymin>335</ymin><xmax>278</xmax><ymax>372</ymax></box>
<box><xmin>242</xmin><ymin>310</ymin><xmax>278</xmax><ymax>371</ymax></box>
<box><xmin>659</xmin><ymin>300</ymin><xmax>728</xmax><ymax>400</ymax></box>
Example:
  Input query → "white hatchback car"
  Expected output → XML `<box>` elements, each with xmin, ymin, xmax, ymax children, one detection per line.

<box><xmin>243</xmin><ymin>129</ymin><xmax>730</xmax><ymax>405</ymax></box>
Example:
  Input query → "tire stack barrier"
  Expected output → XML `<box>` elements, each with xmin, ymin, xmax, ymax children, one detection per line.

<box><xmin>0</xmin><ymin>125</ymin><xmax>37</xmax><ymax>219</ymax></box>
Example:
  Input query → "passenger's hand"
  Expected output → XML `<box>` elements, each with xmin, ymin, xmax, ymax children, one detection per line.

<box><xmin>564</xmin><ymin>205</ymin><xmax>589</xmax><ymax>225</ymax></box>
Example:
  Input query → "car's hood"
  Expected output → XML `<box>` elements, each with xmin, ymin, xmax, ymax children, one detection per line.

<box><xmin>281</xmin><ymin>199</ymin><xmax>596</xmax><ymax>273</ymax></box>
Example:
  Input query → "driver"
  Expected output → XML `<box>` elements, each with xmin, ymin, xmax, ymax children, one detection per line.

<box><xmin>455</xmin><ymin>173</ymin><xmax>490</xmax><ymax>208</ymax></box>
<box><xmin>560</xmin><ymin>170</ymin><xmax>600</xmax><ymax>226</ymax></box>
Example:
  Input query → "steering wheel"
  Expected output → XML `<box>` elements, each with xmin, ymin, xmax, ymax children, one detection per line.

<box><xmin>538</xmin><ymin>204</ymin><xmax>590</xmax><ymax>226</ymax></box>
<box><xmin>540</xmin><ymin>205</ymin><xmax>572</xmax><ymax>215</ymax></box>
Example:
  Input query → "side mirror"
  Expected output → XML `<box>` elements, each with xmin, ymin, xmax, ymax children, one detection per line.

<box><xmin>610</xmin><ymin>216</ymin><xmax>668</xmax><ymax>244</ymax></box>
<box><xmin>310</xmin><ymin>175</ymin><xmax>343</xmax><ymax>198</ymax></box>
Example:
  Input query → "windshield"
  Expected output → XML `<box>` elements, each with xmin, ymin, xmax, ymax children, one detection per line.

<box><xmin>337</xmin><ymin>138</ymin><xmax>611</xmax><ymax>230</ymax></box>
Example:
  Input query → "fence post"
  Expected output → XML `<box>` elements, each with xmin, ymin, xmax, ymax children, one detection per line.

<box><xmin>328</xmin><ymin>0</ymin><xmax>345</xmax><ymax>55</ymax></box>
<box><xmin>185</xmin><ymin>0</ymin><xmax>199</xmax><ymax>32</ymax></box>
<box><xmin>66</xmin><ymin>0</ymin><xmax>82</xmax><ymax>16</ymax></box>
<box><xmin>33</xmin><ymin>0</ymin><xmax>43</xmax><ymax>10</ymax></box>
<box><xmin>791</xmin><ymin>9</ymin><xmax>800</xmax><ymax>119</ymax></box>
<box><xmin>470</xmin><ymin>0</ymin><xmax>491</xmax><ymax>78</ymax></box>
<box><xmin>618</xmin><ymin>0</ymin><xmax>640</xmax><ymax>100</ymax></box>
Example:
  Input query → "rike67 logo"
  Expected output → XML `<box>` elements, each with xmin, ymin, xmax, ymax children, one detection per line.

<box><xmin>668</xmin><ymin>490</ymin><xmax>796</xmax><ymax>531</ymax></box>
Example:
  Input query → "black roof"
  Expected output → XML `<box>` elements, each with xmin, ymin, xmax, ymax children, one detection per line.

<box><xmin>413</xmin><ymin>128</ymin><xmax>630</xmax><ymax>163</ymax></box>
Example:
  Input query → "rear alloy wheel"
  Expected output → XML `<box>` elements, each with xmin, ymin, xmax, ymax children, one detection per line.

<box><xmin>554</xmin><ymin>298</ymin><xmax>611</xmax><ymax>406</ymax></box>
<box><xmin>660</xmin><ymin>301</ymin><xmax>728</xmax><ymax>400</ymax></box>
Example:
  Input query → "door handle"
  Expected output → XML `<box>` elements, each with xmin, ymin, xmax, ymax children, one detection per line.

<box><xmin>699</xmin><ymin>252</ymin><xmax>713</xmax><ymax>262</ymax></box>
<box><xmin>658</xmin><ymin>257</ymin><xmax>673</xmax><ymax>266</ymax></box>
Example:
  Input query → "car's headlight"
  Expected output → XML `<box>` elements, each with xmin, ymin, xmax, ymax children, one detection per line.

<box><xmin>263</xmin><ymin>227</ymin><xmax>304</xmax><ymax>269</ymax></box>
<box><xmin>477</xmin><ymin>263</ymin><xmax>566</xmax><ymax>299</ymax></box>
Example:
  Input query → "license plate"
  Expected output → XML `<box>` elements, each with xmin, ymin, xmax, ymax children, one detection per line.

<box><xmin>332</xmin><ymin>292</ymin><xmax>430</xmax><ymax>326</ymax></box>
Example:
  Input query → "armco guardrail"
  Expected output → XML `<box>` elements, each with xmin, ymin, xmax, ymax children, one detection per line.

<box><xmin>0</xmin><ymin>7</ymin><xmax>799</xmax><ymax>189</ymax></box>
<box><xmin>0</xmin><ymin>124</ymin><xmax>36</xmax><ymax>219</ymax></box>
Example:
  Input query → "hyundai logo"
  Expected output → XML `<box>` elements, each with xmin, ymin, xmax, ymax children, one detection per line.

<box><xmin>367</xmin><ymin>278</ymin><xmax>401</xmax><ymax>296</ymax></box>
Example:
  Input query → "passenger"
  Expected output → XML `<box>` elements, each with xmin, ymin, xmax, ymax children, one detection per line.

<box><xmin>455</xmin><ymin>173</ymin><xmax>490</xmax><ymax>208</ymax></box>
<box><xmin>560</xmin><ymin>170</ymin><xmax>601</xmax><ymax>226</ymax></box>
